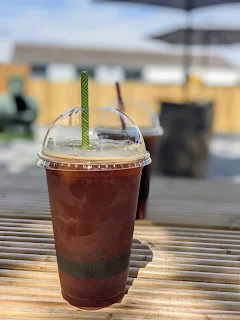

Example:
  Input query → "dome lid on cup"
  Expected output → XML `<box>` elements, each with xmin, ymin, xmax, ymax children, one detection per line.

<box><xmin>36</xmin><ymin>107</ymin><xmax>151</xmax><ymax>171</ymax></box>
<box><xmin>109</xmin><ymin>100</ymin><xmax>163</xmax><ymax>137</ymax></box>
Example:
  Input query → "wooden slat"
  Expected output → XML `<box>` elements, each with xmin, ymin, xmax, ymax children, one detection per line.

<box><xmin>2</xmin><ymin>172</ymin><xmax>240</xmax><ymax>229</ymax></box>
<box><xmin>1</xmin><ymin>171</ymin><xmax>240</xmax><ymax>318</ymax></box>
<box><xmin>0</xmin><ymin>216</ymin><xmax>240</xmax><ymax>318</ymax></box>
<box><xmin>147</xmin><ymin>177</ymin><xmax>240</xmax><ymax>229</ymax></box>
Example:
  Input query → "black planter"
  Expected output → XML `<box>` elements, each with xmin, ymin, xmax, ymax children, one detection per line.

<box><xmin>157</xmin><ymin>101</ymin><xmax>214</xmax><ymax>178</ymax></box>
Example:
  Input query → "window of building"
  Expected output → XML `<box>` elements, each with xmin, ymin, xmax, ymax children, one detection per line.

<box><xmin>125</xmin><ymin>69</ymin><xmax>142</xmax><ymax>80</ymax></box>
<box><xmin>76</xmin><ymin>67</ymin><xmax>95</xmax><ymax>79</ymax></box>
<box><xmin>31</xmin><ymin>65</ymin><xmax>47</xmax><ymax>78</ymax></box>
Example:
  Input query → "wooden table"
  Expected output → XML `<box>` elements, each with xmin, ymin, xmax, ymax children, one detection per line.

<box><xmin>1</xmin><ymin>169</ymin><xmax>240</xmax><ymax>229</ymax></box>
<box><xmin>0</xmin><ymin>170</ymin><xmax>240</xmax><ymax>319</ymax></box>
<box><xmin>148</xmin><ymin>177</ymin><xmax>240</xmax><ymax>229</ymax></box>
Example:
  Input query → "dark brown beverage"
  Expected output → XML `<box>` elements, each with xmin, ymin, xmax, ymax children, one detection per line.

<box><xmin>46</xmin><ymin>167</ymin><xmax>142</xmax><ymax>308</ymax></box>
<box><xmin>136</xmin><ymin>135</ymin><xmax>159</xmax><ymax>219</ymax></box>
<box><xmin>96</xmin><ymin>128</ymin><xmax>159</xmax><ymax>220</ymax></box>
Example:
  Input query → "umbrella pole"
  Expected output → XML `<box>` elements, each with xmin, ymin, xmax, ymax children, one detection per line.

<box><xmin>183</xmin><ymin>12</ymin><xmax>193</xmax><ymax>103</ymax></box>
<box><xmin>183</xmin><ymin>0</ymin><xmax>193</xmax><ymax>103</ymax></box>
<box><xmin>183</xmin><ymin>27</ymin><xmax>192</xmax><ymax>102</ymax></box>
<box><xmin>201</xmin><ymin>31</ymin><xmax>211</xmax><ymax>96</ymax></box>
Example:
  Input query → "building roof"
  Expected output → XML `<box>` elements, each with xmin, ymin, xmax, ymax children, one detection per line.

<box><xmin>13</xmin><ymin>43</ymin><xmax>233</xmax><ymax>69</ymax></box>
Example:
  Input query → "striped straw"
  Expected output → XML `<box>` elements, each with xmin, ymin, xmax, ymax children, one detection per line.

<box><xmin>81</xmin><ymin>71</ymin><xmax>89</xmax><ymax>147</ymax></box>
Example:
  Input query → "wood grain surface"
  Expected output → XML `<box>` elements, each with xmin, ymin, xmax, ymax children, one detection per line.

<box><xmin>0</xmin><ymin>170</ymin><xmax>240</xmax><ymax>318</ymax></box>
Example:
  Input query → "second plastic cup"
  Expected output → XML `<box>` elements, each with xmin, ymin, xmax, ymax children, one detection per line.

<box><xmin>109</xmin><ymin>100</ymin><xmax>163</xmax><ymax>219</ymax></box>
<box><xmin>137</xmin><ymin>131</ymin><xmax>160</xmax><ymax>219</ymax></box>
<box><xmin>37</xmin><ymin>107</ymin><xmax>151</xmax><ymax>308</ymax></box>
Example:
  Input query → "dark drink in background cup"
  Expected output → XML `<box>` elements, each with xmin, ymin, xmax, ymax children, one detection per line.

<box><xmin>137</xmin><ymin>133</ymin><xmax>160</xmax><ymax>219</ymax></box>
<box><xmin>109</xmin><ymin>101</ymin><xmax>163</xmax><ymax>219</ymax></box>
<box><xmin>96</xmin><ymin>125</ymin><xmax>161</xmax><ymax>219</ymax></box>
<box><xmin>37</xmin><ymin>107</ymin><xmax>151</xmax><ymax>308</ymax></box>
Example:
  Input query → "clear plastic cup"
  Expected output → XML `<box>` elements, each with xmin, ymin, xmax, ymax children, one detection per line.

<box><xmin>36</xmin><ymin>107</ymin><xmax>151</xmax><ymax>309</ymax></box>
<box><xmin>107</xmin><ymin>100</ymin><xmax>163</xmax><ymax>219</ymax></box>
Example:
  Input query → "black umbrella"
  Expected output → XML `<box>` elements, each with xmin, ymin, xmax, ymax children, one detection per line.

<box><xmin>94</xmin><ymin>0</ymin><xmax>240</xmax><ymax>84</ymax></box>
<box><xmin>93</xmin><ymin>0</ymin><xmax>240</xmax><ymax>10</ymax></box>
<box><xmin>151</xmin><ymin>28</ymin><xmax>240</xmax><ymax>45</ymax></box>
<box><xmin>150</xmin><ymin>27</ymin><xmax>240</xmax><ymax>83</ymax></box>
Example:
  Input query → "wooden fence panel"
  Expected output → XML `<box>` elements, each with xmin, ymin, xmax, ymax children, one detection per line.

<box><xmin>0</xmin><ymin>64</ymin><xmax>30</xmax><ymax>92</ymax></box>
<box><xmin>32</xmin><ymin>82</ymin><xmax>240</xmax><ymax>132</ymax></box>
<box><xmin>26</xmin><ymin>79</ymin><xmax>49</xmax><ymax>124</ymax></box>
<box><xmin>0</xmin><ymin>64</ymin><xmax>240</xmax><ymax>132</ymax></box>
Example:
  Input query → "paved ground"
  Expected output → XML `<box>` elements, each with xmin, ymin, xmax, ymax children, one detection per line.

<box><xmin>0</xmin><ymin>127</ymin><xmax>240</xmax><ymax>181</ymax></box>
<box><xmin>0</xmin><ymin>127</ymin><xmax>45</xmax><ymax>173</ymax></box>
<box><xmin>208</xmin><ymin>134</ymin><xmax>240</xmax><ymax>181</ymax></box>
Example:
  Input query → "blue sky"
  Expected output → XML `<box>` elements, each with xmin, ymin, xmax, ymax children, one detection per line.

<box><xmin>1</xmin><ymin>0</ymin><xmax>240</xmax><ymax>65</ymax></box>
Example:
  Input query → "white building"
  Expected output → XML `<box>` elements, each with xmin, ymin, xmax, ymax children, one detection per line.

<box><xmin>12</xmin><ymin>43</ymin><xmax>239</xmax><ymax>86</ymax></box>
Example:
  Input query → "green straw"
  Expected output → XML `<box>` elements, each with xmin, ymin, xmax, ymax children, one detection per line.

<box><xmin>81</xmin><ymin>71</ymin><xmax>89</xmax><ymax>147</ymax></box>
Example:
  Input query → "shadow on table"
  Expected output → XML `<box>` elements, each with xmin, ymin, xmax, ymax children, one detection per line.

<box><xmin>126</xmin><ymin>239</ymin><xmax>153</xmax><ymax>293</ymax></box>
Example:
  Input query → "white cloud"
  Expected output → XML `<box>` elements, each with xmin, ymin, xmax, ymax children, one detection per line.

<box><xmin>0</xmin><ymin>0</ymin><xmax>184</xmax><ymax>49</ymax></box>
<box><xmin>0</xmin><ymin>0</ymin><xmax>240</xmax><ymax>64</ymax></box>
